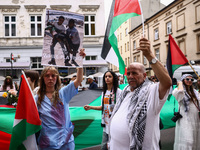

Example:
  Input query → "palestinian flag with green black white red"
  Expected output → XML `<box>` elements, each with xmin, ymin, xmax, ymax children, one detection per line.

<box><xmin>0</xmin><ymin>105</ymin><xmax>15</xmax><ymax>150</ymax></box>
<box><xmin>166</xmin><ymin>34</ymin><xmax>188</xmax><ymax>79</ymax></box>
<box><xmin>101</xmin><ymin>0</ymin><xmax>141</xmax><ymax>74</ymax></box>
<box><xmin>9</xmin><ymin>72</ymin><xmax>41</xmax><ymax>150</ymax></box>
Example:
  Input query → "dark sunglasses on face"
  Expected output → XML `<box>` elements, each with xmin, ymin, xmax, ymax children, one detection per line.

<box><xmin>185</xmin><ymin>78</ymin><xmax>194</xmax><ymax>82</ymax></box>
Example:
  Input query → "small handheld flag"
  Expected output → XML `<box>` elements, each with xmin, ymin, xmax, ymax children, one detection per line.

<box><xmin>9</xmin><ymin>71</ymin><xmax>41</xmax><ymax>150</ymax></box>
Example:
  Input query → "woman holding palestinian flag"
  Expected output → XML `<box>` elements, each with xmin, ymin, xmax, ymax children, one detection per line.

<box><xmin>172</xmin><ymin>74</ymin><xmax>200</xmax><ymax>150</ymax></box>
<box><xmin>35</xmin><ymin>49</ymin><xmax>85</xmax><ymax>150</ymax></box>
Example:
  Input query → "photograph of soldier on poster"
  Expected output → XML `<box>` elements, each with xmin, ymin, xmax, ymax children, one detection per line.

<box><xmin>42</xmin><ymin>9</ymin><xmax>84</xmax><ymax>67</ymax></box>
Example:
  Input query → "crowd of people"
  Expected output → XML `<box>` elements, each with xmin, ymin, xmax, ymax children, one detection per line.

<box><xmin>1</xmin><ymin>37</ymin><xmax>200</xmax><ymax>150</ymax></box>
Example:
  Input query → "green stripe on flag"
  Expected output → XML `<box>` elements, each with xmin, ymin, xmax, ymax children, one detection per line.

<box><xmin>172</xmin><ymin>64</ymin><xmax>183</xmax><ymax>75</ymax></box>
<box><xmin>108</xmin><ymin>13</ymin><xmax>140</xmax><ymax>74</ymax></box>
<box><xmin>9</xmin><ymin>119</ymin><xmax>41</xmax><ymax>150</ymax></box>
<box><xmin>0</xmin><ymin>107</ymin><xmax>16</xmax><ymax>134</ymax></box>
<box><xmin>109</xmin><ymin>30</ymin><xmax>125</xmax><ymax>74</ymax></box>
<box><xmin>110</xmin><ymin>13</ymin><xmax>140</xmax><ymax>34</ymax></box>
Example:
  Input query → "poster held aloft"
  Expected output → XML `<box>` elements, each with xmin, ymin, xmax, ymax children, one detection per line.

<box><xmin>42</xmin><ymin>9</ymin><xmax>84</xmax><ymax>67</ymax></box>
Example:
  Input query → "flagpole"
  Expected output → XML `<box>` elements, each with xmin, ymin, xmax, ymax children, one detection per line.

<box><xmin>138</xmin><ymin>0</ymin><xmax>144</xmax><ymax>37</ymax></box>
<box><xmin>188</xmin><ymin>61</ymin><xmax>200</xmax><ymax>79</ymax></box>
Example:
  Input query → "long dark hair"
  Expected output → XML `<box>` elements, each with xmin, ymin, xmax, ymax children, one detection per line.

<box><xmin>103</xmin><ymin>71</ymin><xmax>119</xmax><ymax>95</ymax></box>
<box><xmin>3</xmin><ymin>76</ymin><xmax>13</xmax><ymax>90</ymax></box>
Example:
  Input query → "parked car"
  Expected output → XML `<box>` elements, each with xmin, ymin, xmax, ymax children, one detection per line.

<box><xmin>173</xmin><ymin>65</ymin><xmax>200</xmax><ymax>81</ymax></box>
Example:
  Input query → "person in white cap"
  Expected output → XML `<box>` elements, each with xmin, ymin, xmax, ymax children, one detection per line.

<box><xmin>87</xmin><ymin>75</ymin><xmax>98</xmax><ymax>89</ymax></box>
<box><xmin>172</xmin><ymin>74</ymin><xmax>200</xmax><ymax>150</ymax></box>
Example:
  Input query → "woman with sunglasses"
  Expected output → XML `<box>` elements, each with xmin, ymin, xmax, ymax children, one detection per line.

<box><xmin>84</xmin><ymin>71</ymin><xmax>121</xmax><ymax>150</ymax></box>
<box><xmin>172</xmin><ymin>74</ymin><xmax>200</xmax><ymax>150</ymax></box>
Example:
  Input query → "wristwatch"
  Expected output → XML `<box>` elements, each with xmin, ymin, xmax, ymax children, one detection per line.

<box><xmin>149</xmin><ymin>57</ymin><xmax>158</xmax><ymax>64</ymax></box>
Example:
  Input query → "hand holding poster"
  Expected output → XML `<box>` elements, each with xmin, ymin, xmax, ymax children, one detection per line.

<box><xmin>42</xmin><ymin>9</ymin><xmax>84</xmax><ymax>67</ymax></box>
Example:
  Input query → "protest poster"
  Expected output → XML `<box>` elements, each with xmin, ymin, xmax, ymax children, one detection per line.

<box><xmin>42</xmin><ymin>9</ymin><xmax>84</xmax><ymax>67</ymax></box>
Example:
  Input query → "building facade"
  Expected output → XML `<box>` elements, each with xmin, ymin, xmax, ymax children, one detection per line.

<box><xmin>130</xmin><ymin>0</ymin><xmax>200</xmax><ymax>76</ymax></box>
<box><xmin>0</xmin><ymin>0</ymin><xmax>109</xmax><ymax>84</ymax></box>
<box><xmin>109</xmin><ymin>0</ymin><xmax>165</xmax><ymax>72</ymax></box>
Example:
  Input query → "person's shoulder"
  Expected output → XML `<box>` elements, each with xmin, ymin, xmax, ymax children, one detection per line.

<box><xmin>147</xmin><ymin>82</ymin><xmax>159</xmax><ymax>91</ymax></box>
<box><xmin>116</xmin><ymin>88</ymin><xmax>122</xmax><ymax>96</ymax></box>
<box><xmin>117</xmin><ymin>88</ymin><xmax>122</xmax><ymax>93</ymax></box>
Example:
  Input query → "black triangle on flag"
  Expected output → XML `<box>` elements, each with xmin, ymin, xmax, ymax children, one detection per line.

<box><xmin>166</xmin><ymin>39</ymin><xmax>173</xmax><ymax>79</ymax></box>
<box><xmin>101</xmin><ymin>0</ymin><xmax>115</xmax><ymax>59</ymax></box>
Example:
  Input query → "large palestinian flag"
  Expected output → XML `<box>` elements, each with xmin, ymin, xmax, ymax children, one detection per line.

<box><xmin>0</xmin><ymin>105</ymin><xmax>15</xmax><ymax>150</ymax></box>
<box><xmin>167</xmin><ymin>34</ymin><xmax>188</xmax><ymax>79</ymax></box>
<box><xmin>101</xmin><ymin>0</ymin><xmax>141</xmax><ymax>74</ymax></box>
<box><xmin>9</xmin><ymin>72</ymin><xmax>41</xmax><ymax>150</ymax></box>
<box><xmin>0</xmin><ymin>84</ymin><xmax>178</xmax><ymax>150</ymax></box>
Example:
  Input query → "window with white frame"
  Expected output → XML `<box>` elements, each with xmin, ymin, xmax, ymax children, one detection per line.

<box><xmin>127</xmin><ymin>42</ymin><xmax>129</xmax><ymax>51</ymax></box>
<box><xmin>155</xmin><ymin>49</ymin><xmax>160</xmax><ymax>60</ymax></box>
<box><xmin>85</xmin><ymin>56</ymin><xmax>97</xmax><ymax>60</ymax></box>
<box><xmin>128</xmin><ymin>57</ymin><xmax>130</xmax><ymax>66</ymax></box>
<box><xmin>125</xmin><ymin>43</ymin><xmax>127</xmax><ymax>52</ymax></box>
<box><xmin>84</xmin><ymin>15</ymin><xmax>95</xmax><ymax>35</ymax></box>
<box><xmin>143</xmin><ymin>56</ymin><xmax>147</xmax><ymax>65</ymax></box>
<box><xmin>31</xmin><ymin>57</ymin><xmax>42</xmax><ymax>69</ymax></box>
<box><xmin>134</xmin><ymin>56</ymin><xmax>137</xmax><ymax>62</ymax></box>
<box><xmin>198</xmin><ymin>34</ymin><xmax>200</xmax><ymax>52</ymax></box>
<box><xmin>166</xmin><ymin>21</ymin><xmax>172</xmax><ymax>35</ymax></box>
<box><xmin>154</xmin><ymin>28</ymin><xmax>159</xmax><ymax>40</ymax></box>
<box><xmin>125</xmin><ymin>28</ymin><xmax>128</xmax><ymax>36</ymax></box>
<box><xmin>30</xmin><ymin>15</ymin><xmax>42</xmax><ymax>36</ymax></box>
<box><xmin>133</xmin><ymin>40</ymin><xmax>136</xmax><ymax>49</ymax></box>
<box><xmin>120</xmin><ymin>33</ymin><xmax>122</xmax><ymax>40</ymax></box>
<box><xmin>137</xmin><ymin>55</ymin><xmax>140</xmax><ymax>62</ymax></box>
<box><xmin>4</xmin><ymin>15</ymin><xmax>16</xmax><ymax>36</ymax></box>
<box><xmin>5</xmin><ymin>57</ymin><xmax>17</xmax><ymax>63</ymax></box>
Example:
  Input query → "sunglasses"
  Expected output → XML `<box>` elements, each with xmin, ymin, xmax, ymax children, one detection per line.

<box><xmin>185</xmin><ymin>78</ymin><xmax>194</xmax><ymax>82</ymax></box>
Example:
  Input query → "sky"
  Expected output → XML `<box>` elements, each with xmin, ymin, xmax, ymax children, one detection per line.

<box><xmin>160</xmin><ymin>0</ymin><xmax>174</xmax><ymax>6</ymax></box>
<box><xmin>104</xmin><ymin>0</ymin><xmax>175</xmax><ymax>28</ymax></box>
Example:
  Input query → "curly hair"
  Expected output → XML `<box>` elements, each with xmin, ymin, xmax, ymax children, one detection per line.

<box><xmin>37</xmin><ymin>66</ymin><xmax>61</xmax><ymax>107</ymax></box>
<box><xmin>3</xmin><ymin>76</ymin><xmax>13</xmax><ymax>91</ymax></box>
<box><xmin>102</xmin><ymin>71</ymin><xmax>119</xmax><ymax>95</ymax></box>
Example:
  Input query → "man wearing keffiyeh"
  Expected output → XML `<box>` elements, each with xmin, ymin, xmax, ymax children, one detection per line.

<box><xmin>109</xmin><ymin>37</ymin><xmax>172</xmax><ymax>150</ymax></box>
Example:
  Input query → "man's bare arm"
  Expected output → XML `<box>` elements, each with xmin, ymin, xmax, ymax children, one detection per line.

<box><xmin>137</xmin><ymin>38</ymin><xmax>172</xmax><ymax>99</ymax></box>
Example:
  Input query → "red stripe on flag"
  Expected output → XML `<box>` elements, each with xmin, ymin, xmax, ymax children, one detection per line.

<box><xmin>15</xmin><ymin>74</ymin><xmax>41</xmax><ymax>126</ymax></box>
<box><xmin>114</xmin><ymin>0</ymin><xmax>141</xmax><ymax>17</ymax></box>
<box><xmin>124</xmin><ymin>67</ymin><xmax>127</xmax><ymax>76</ymax></box>
<box><xmin>0</xmin><ymin>105</ymin><xmax>15</xmax><ymax>108</ymax></box>
<box><xmin>0</xmin><ymin>130</ymin><xmax>11</xmax><ymax>150</ymax></box>
<box><xmin>169</xmin><ymin>34</ymin><xmax>188</xmax><ymax>65</ymax></box>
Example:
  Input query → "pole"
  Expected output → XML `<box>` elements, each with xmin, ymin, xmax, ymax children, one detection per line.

<box><xmin>10</xmin><ymin>53</ymin><xmax>13</xmax><ymax>77</ymax></box>
<box><xmin>138</xmin><ymin>0</ymin><xmax>145</xmax><ymax>37</ymax></box>
<box><xmin>188</xmin><ymin>61</ymin><xmax>200</xmax><ymax>79</ymax></box>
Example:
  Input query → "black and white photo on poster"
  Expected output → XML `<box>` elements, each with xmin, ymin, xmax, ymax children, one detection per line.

<box><xmin>42</xmin><ymin>9</ymin><xmax>84</xmax><ymax>67</ymax></box>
